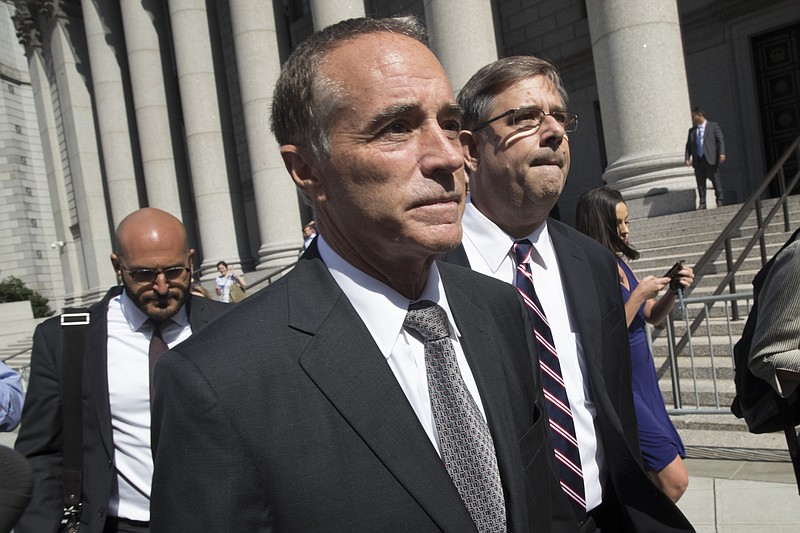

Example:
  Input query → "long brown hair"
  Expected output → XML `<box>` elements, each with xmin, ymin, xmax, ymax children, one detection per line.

<box><xmin>575</xmin><ymin>186</ymin><xmax>640</xmax><ymax>261</ymax></box>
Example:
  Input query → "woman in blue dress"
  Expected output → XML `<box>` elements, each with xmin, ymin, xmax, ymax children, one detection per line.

<box><xmin>575</xmin><ymin>186</ymin><xmax>694</xmax><ymax>503</ymax></box>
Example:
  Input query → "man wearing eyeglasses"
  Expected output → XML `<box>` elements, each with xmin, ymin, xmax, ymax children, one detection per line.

<box><xmin>443</xmin><ymin>56</ymin><xmax>693</xmax><ymax>532</ymax></box>
<box><xmin>15</xmin><ymin>208</ymin><xmax>227</xmax><ymax>533</ymax></box>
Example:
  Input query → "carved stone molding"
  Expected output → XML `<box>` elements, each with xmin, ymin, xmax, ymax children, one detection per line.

<box><xmin>11</xmin><ymin>1</ymin><xmax>40</xmax><ymax>48</ymax></box>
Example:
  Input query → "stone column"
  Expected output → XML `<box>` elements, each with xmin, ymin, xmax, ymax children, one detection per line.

<box><xmin>119</xmin><ymin>1</ymin><xmax>187</xmax><ymax>219</ymax></box>
<box><xmin>423</xmin><ymin>0</ymin><xmax>498</xmax><ymax>95</ymax></box>
<box><xmin>26</xmin><ymin>48</ymin><xmax>84</xmax><ymax>303</ymax></box>
<box><xmin>48</xmin><ymin>20</ymin><xmax>116</xmax><ymax>299</ymax></box>
<box><xmin>80</xmin><ymin>0</ymin><xmax>140</xmax><ymax>227</ymax></box>
<box><xmin>228</xmin><ymin>0</ymin><xmax>303</xmax><ymax>270</ymax></box>
<box><xmin>309</xmin><ymin>0</ymin><xmax>365</xmax><ymax>31</ymax></box>
<box><xmin>168</xmin><ymin>0</ymin><xmax>243</xmax><ymax>272</ymax></box>
<box><xmin>587</xmin><ymin>0</ymin><xmax>698</xmax><ymax>216</ymax></box>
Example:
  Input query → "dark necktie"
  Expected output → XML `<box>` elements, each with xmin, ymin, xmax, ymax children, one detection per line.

<box><xmin>513</xmin><ymin>240</ymin><xmax>586</xmax><ymax>515</ymax></box>
<box><xmin>697</xmin><ymin>126</ymin><xmax>704</xmax><ymax>158</ymax></box>
<box><xmin>404</xmin><ymin>301</ymin><xmax>507</xmax><ymax>533</ymax></box>
<box><xmin>148</xmin><ymin>320</ymin><xmax>169</xmax><ymax>402</ymax></box>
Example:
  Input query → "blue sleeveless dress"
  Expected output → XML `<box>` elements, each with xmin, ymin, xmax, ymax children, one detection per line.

<box><xmin>618</xmin><ymin>258</ymin><xmax>686</xmax><ymax>471</ymax></box>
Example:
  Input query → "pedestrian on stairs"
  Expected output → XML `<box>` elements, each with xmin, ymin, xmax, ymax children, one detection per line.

<box><xmin>576</xmin><ymin>186</ymin><xmax>694</xmax><ymax>503</ymax></box>
<box><xmin>684</xmin><ymin>106</ymin><xmax>726</xmax><ymax>210</ymax></box>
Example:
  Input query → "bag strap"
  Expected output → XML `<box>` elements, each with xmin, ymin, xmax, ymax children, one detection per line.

<box><xmin>60</xmin><ymin>308</ymin><xmax>90</xmax><ymax>514</ymax></box>
<box><xmin>778</xmin><ymin>394</ymin><xmax>800</xmax><ymax>494</ymax></box>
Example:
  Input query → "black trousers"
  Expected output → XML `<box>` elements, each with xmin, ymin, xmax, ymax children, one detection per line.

<box><xmin>694</xmin><ymin>159</ymin><xmax>723</xmax><ymax>206</ymax></box>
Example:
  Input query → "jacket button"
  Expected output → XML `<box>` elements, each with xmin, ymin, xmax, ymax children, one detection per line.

<box><xmin>98</xmin><ymin>508</ymin><xmax>105</xmax><ymax>517</ymax></box>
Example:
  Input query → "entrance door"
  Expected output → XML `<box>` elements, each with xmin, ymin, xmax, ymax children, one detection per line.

<box><xmin>752</xmin><ymin>23</ymin><xmax>800</xmax><ymax>195</ymax></box>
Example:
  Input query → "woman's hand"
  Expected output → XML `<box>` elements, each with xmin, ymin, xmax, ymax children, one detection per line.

<box><xmin>634</xmin><ymin>275</ymin><xmax>671</xmax><ymax>300</ymax></box>
<box><xmin>672</xmin><ymin>265</ymin><xmax>694</xmax><ymax>291</ymax></box>
<box><xmin>232</xmin><ymin>272</ymin><xmax>247</xmax><ymax>289</ymax></box>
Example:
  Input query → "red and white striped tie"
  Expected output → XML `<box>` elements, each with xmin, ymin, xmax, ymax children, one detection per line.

<box><xmin>513</xmin><ymin>239</ymin><xmax>586</xmax><ymax>516</ymax></box>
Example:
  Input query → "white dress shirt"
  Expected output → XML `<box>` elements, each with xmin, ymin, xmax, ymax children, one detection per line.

<box><xmin>317</xmin><ymin>236</ymin><xmax>487</xmax><ymax>455</ymax></box>
<box><xmin>461</xmin><ymin>199</ymin><xmax>605</xmax><ymax>512</ymax></box>
<box><xmin>106</xmin><ymin>291</ymin><xmax>192</xmax><ymax>520</ymax></box>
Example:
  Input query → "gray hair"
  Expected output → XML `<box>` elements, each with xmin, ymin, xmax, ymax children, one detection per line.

<box><xmin>457</xmin><ymin>56</ymin><xmax>568</xmax><ymax>132</ymax></box>
<box><xmin>270</xmin><ymin>16</ymin><xmax>429</xmax><ymax>159</ymax></box>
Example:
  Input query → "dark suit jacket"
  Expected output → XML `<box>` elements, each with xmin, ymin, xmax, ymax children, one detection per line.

<box><xmin>14</xmin><ymin>287</ymin><xmax>227</xmax><ymax>533</ymax></box>
<box><xmin>150</xmin><ymin>245</ymin><xmax>572</xmax><ymax>532</ymax></box>
<box><xmin>442</xmin><ymin>219</ymin><xmax>694</xmax><ymax>532</ymax></box>
<box><xmin>685</xmin><ymin>120</ymin><xmax>725</xmax><ymax>167</ymax></box>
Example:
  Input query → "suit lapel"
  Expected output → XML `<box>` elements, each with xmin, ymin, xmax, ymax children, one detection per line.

<box><xmin>287</xmin><ymin>256</ymin><xmax>477</xmax><ymax>533</ymax></box>
<box><xmin>186</xmin><ymin>297</ymin><xmax>207</xmax><ymax>332</ymax></box>
<box><xmin>548</xmin><ymin>223</ymin><xmax>608</xmax><ymax>394</ymax></box>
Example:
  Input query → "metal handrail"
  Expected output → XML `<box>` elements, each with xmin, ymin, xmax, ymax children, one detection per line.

<box><xmin>1</xmin><ymin>346</ymin><xmax>31</xmax><ymax>364</ymax></box>
<box><xmin>671</xmin><ymin>135</ymin><xmax>800</xmax><ymax>356</ymax></box>
<box><xmin>663</xmin><ymin>291</ymin><xmax>753</xmax><ymax>415</ymax></box>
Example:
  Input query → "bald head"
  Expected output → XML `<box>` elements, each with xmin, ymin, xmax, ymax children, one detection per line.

<box><xmin>115</xmin><ymin>208</ymin><xmax>189</xmax><ymax>258</ymax></box>
<box><xmin>111</xmin><ymin>208</ymin><xmax>194</xmax><ymax>321</ymax></box>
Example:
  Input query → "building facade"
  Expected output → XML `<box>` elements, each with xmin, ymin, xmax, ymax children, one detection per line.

<box><xmin>2</xmin><ymin>0</ymin><xmax>798</xmax><ymax>309</ymax></box>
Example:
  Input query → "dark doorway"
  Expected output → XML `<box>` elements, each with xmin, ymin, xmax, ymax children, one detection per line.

<box><xmin>751</xmin><ymin>23</ymin><xmax>800</xmax><ymax>196</ymax></box>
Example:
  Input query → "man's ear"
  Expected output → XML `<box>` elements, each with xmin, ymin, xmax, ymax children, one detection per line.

<box><xmin>110</xmin><ymin>253</ymin><xmax>120</xmax><ymax>274</ymax></box>
<box><xmin>280</xmin><ymin>145</ymin><xmax>326</xmax><ymax>202</ymax></box>
<box><xmin>110</xmin><ymin>253</ymin><xmax>123</xmax><ymax>284</ymax></box>
<box><xmin>460</xmin><ymin>130</ymin><xmax>480</xmax><ymax>175</ymax></box>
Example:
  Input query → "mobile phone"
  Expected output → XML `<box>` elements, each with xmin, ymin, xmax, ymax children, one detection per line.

<box><xmin>663</xmin><ymin>261</ymin><xmax>684</xmax><ymax>279</ymax></box>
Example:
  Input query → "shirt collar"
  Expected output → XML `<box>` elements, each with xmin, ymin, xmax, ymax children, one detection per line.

<box><xmin>463</xmin><ymin>197</ymin><xmax>554</xmax><ymax>271</ymax></box>
<box><xmin>462</xmin><ymin>199</ymin><xmax>516</xmax><ymax>274</ymax></box>
<box><xmin>317</xmin><ymin>235</ymin><xmax>460</xmax><ymax>359</ymax></box>
<box><xmin>115</xmin><ymin>289</ymin><xmax>188</xmax><ymax>332</ymax></box>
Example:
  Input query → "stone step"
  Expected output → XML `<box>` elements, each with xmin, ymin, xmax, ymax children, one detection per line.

<box><xmin>661</xmin><ymin>385</ymin><xmax>736</xmax><ymax>409</ymax></box>
<box><xmin>651</xmin><ymin>331</ymin><xmax>741</xmax><ymax>350</ymax></box>
<box><xmin>629</xmin><ymin>196</ymin><xmax>800</xmax><ymax>231</ymax></box>
<box><xmin>3</xmin><ymin>353</ymin><xmax>31</xmax><ymax>372</ymax></box>
<box><xmin>674</xmin><ymin>423</ymin><xmax>792</xmax><ymax>462</ymax></box>
<box><xmin>653</xmin><ymin>303</ymin><xmax>752</xmax><ymax>321</ymax></box>
<box><xmin>635</xmin><ymin>220</ymin><xmax>796</xmax><ymax>249</ymax></box>
<box><xmin>630</xmin><ymin>243</ymin><xmax>788</xmax><ymax>275</ymax></box>
<box><xmin>670</xmin><ymin>415</ymin><xmax>751</xmax><ymax>434</ymax></box>
<box><xmin>657</xmin><ymin>319</ymin><xmax>747</xmax><ymax>337</ymax></box>
<box><xmin>637</xmin><ymin>221</ymin><xmax>799</xmax><ymax>248</ymax></box>
<box><xmin>655</xmin><ymin>356</ymin><xmax>735</xmax><ymax>380</ymax></box>
<box><xmin>632</xmin><ymin>216</ymin><xmax>800</xmax><ymax>247</ymax></box>
<box><xmin>652</xmin><ymin>335</ymin><xmax>738</xmax><ymax>357</ymax></box>
<box><xmin>658</xmin><ymin>372</ymin><xmax>736</xmax><ymax>409</ymax></box>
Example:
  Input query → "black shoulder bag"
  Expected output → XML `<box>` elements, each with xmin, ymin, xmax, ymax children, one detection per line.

<box><xmin>59</xmin><ymin>308</ymin><xmax>90</xmax><ymax>533</ymax></box>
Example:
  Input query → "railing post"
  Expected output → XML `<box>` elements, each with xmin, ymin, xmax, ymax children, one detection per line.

<box><xmin>792</xmin><ymin>143</ymin><xmax>800</xmax><ymax>230</ymax></box>
<box><xmin>778</xmin><ymin>166</ymin><xmax>790</xmax><ymax>232</ymax></box>
<box><xmin>755</xmin><ymin>199</ymin><xmax>768</xmax><ymax>266</ymax></box>
<box><xmin>725</xmin><ymin>237</ymin><xmax>739</xmax><ymax>321</ymax></box>
<box><xmin>666</xmin><ymin>315</ymin><xmax>681</xmax><ymax>410</ymax></box>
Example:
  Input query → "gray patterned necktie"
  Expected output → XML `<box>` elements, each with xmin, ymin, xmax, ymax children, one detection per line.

<box><xmin>404</xmin><ymin>300</ymin><xmax>507</xmax><ymax>533</ymax></box>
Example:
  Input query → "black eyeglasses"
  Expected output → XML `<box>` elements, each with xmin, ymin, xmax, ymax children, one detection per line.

<box><xmin>119</xmin><ymin>265</ymin><xmax>190</xmax><ymax>285</ymax></box>
<box><xmin>472</xmin><ymin>106</ymin><xmax>578</xmax><ymax>133</ymax></box>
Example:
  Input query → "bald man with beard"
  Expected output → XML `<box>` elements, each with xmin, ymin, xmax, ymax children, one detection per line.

<box><xmin>15</xmin><ymin>208</ymin><xmax>227</xmax><ymax>533</ymax></box>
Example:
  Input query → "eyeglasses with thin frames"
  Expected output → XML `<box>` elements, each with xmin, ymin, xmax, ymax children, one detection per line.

<box><xmin>119</xmin><ymin>265</ymin><xmax>190</xmax><ymax>285</ymax></box>
<box><xmin>472</xmin><ymin>106</ymin><xmax>578</xmax><ymax>133</ymax></box>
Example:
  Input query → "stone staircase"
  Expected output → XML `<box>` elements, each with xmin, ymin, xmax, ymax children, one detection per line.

<box><xmin>625</xmin><ymin>195</ymin><xmax>800</xmax><ymax>457</ymax></box>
